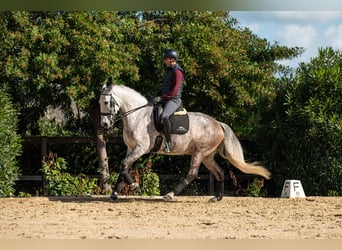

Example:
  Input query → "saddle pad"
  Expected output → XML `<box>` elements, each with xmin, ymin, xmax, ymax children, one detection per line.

<box><xmin>152</xmin><ymin>104</ymin><xmax>189</xmax><ymax>134</ymax></box>
<box><xmin>170</xmin><ymin>113</ymin><xmax>189</xmax><ymax>134</ymax></box>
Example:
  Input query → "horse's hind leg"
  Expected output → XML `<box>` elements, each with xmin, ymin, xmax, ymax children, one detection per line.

<box><xmin>163</xmin><ymin>153</ymin><xmax>202</xmax><ymax>201</ymax></box>
<box><xmin>202</xmin><ymin>153</ymin><xmax>225</xmax><ymax>202</ymax></box>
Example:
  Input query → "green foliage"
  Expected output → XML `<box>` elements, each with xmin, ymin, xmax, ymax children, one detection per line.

<box><xmin>140</xmin><ymin>171</ymin><xmax>160</xmax><ymax>196</ymax></box>
<box><xmin>108</xmin><ymin>171</ymin><xmax>119</xmax><ymax>188</ymax></box>
<box><xmin>259</xmin><ymin>48</ymin><xmax>342</xmax><ymax>196</ymax></box>
<box><xmin>18</xmin><ymin>191</ymin><xmax>32</xmax><ymax>197</ymax></box>
<box><xmin>130</xmin><ymin>11</ymin><xmax>302</xmax><ymax>136</ymax></box>
<box><xmin>38</xmin><ymin>117</ymin><xmax>73</xmax><ymax>136</ymax></box>
<box><xmin>0</xmin><ymin>87</ymin><xmax>22</xmax><ymax>197</ymax></box>
<box><xmin>0</xmin><ymin>11</ymin><xmax>140</xmax><ymax>136</ymax></box>
<box><xmin>134</xmin><ymin>157</ymin><xmax>160</xmax><ymax>196</ymax></box>
<box><xmin>41</xmin><ymin>153</ymin><xmax>97</xmax><ymax>196</ymax></box>
<box><xmin>247</xmin><ymin>178</ymin><xmax>267</xmax><ymax>197</ymax></box>
<box><xmin>1</xmin><ymin>11</ymin><xmax>307</xmax><ymax>196</ymax></box>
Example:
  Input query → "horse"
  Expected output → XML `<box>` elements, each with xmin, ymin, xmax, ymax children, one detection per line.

<box><xmin>99</xmin><ymin>83</ymin><xmax>271</xmax><ymax>202</ymax></box>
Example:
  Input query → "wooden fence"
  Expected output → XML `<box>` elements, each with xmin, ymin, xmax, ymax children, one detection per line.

<box><xmin>20</xmin><ymin>136</ymin><xmax>258</xmax><ymax>196</ymax></box>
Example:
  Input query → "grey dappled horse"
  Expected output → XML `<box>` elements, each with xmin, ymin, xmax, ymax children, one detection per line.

<box><xmin>99</xmin><ymin>84</ymin><xmax>271</xmax><ymax>202</ymax></box>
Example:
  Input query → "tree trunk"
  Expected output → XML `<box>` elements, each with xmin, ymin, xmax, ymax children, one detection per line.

<box><xmin>88</xmin><ymin>101</ymin><xmax>112</xmax><ymax>193</ymax></box>
<box><xmin>97</xmin><ymin>132</ymin><xmax>112</xmax><ymax>193</ymax></box>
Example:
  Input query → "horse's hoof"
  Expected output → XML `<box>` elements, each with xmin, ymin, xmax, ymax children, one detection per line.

<box><xmin>110</xmin><ymin>192</ymin><xmax>119</xmax><ymax>200</ymax></box>
<box><xmin>208</xmin><ymin>196</ymin><xmax>221</xmax><ymax>202</ymax></box>
<box><xmin>129</xmin><ymin>182</ymin><xmax>140</xmax><ymax>191</ymax></box>
<box><xmin>163</xmin><ymin>192</ymin><xmax>175</xmax><ymax>201</ymax></box>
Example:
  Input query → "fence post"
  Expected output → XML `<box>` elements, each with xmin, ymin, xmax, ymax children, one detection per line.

<box><xmin>41</xmin><ymin>137</ymin><xmax>47</xmax><ymax>195</ymax></box>
<box><xmin>41</xmin><ymin>137</ymin><xmax>47</xmax><ymax>158</ymax></box>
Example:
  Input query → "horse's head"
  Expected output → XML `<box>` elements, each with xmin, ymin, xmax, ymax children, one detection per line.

<box><xmin>99</xmin><ymin>84</ymin><xmax>120</xmax><ymax>129</ymax></box>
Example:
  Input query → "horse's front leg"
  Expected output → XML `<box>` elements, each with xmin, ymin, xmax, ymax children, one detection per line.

<box><xmin>110</xmin><ymin>146</ymin><xmax>145</xmax><ymax>200</ymax></box>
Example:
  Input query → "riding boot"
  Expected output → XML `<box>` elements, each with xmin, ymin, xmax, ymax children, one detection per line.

<box><xmin>162</xmin><ymin>117</ymin><xmax>172</xmax><ymax>153</ymax></box>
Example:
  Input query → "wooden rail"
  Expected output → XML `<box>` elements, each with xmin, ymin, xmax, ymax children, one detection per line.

<box><xmin>24</xmin><ymin>136</ymin><xmax>121</xmax><ymax>158</ymax></box>
<box><xmin>20</xmin><ymin>136</ymin><xmax>259</xmax><ymax>196</ymax></box>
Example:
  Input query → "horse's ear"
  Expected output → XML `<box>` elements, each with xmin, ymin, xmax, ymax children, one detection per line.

<box><xmin>107</xmin><ymin>76</ymin><xmax>114</xmax><ymax>86</ymax></box>
<box><xmin>103</xmin><ymin>76</ymin><xmax>115</xmax><ymax>90</ymax></box>
<box><xmin>102</xmin><ymin>76</ymin><xmax>115</xmax><ymax>91</ymax></box>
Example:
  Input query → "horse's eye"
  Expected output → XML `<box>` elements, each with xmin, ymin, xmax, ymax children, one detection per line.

<box><xmin>104</xmin><ymin>101</ymin><xmax>109</xmax><ymax>106</ymax></box>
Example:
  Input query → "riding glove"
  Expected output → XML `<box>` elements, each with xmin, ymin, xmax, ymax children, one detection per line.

<box><xmin>152</xmin><ymin>96</ymin><xmax>162</xmax><ymax>104</ymax></box>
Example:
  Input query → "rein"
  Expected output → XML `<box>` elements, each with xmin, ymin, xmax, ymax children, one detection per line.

<box><xmin>113</xmin><ymin>103</ymin><xmax>150</xmax><ymax>124</ymax></box>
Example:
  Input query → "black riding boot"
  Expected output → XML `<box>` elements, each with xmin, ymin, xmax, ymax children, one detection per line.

<box><xmin>162</xmin><ymin>117</ymin><xmax>172</xmax><ymax>153</ymax></box>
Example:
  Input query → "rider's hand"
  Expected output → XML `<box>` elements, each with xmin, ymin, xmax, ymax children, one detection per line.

<box><xmin>152</xmin><ymin>96</ymin><xmax>162</xmax><ymax>104</ymax></box>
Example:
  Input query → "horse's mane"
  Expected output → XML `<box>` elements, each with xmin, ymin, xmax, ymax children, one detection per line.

<box><xmin>113</xmin><ymin>84</ymin><xmax>148</xmax><ymax>105</ymax></box>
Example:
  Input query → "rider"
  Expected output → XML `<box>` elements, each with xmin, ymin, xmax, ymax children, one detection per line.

<box><xmin>153</xmin><ymin>49</ymin><xmax>185</xmax><ymax>153</ymax></box>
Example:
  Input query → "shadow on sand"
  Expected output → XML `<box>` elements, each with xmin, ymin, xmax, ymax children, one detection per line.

<box><xmin>47</xmin><ymin>195</ymin><xmax>179</xmax><ymax>204</ymax></box>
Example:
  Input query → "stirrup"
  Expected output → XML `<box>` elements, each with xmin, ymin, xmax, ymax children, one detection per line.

<box><xmin>164</xmin><ymin>142</ymin><xmax>172</xmax><ymax>153</ymax></box>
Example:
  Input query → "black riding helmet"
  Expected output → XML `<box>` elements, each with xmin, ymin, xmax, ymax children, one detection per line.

<box><xmin>162</xmin><ymin>49</ymin><xmax>178</xmax><ymax>61</ymax></box>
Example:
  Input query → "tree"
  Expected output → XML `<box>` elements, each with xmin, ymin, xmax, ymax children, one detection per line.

<box><xmin>0</xmin><ymin>11</ymin><xmax>141</xmax><ymax>192</ymax></box>
<box><xmin>0</xmin><ymin>11</ymin><xmax>303</xmax><ymax>194</ymax></box>
<box><xmin>259</xmin><ymin>47</ymin><xmax>342</xmax><ymax>195</ymax></box>
<box><xmin>0</xmin><ymin>11</ymin><xmax>140</xmax><ymax>136</ymax></box>
<box><xmin>129</xmin><ymin>11</ymin><xmax>302</xmax><ymax>137</ymax></box>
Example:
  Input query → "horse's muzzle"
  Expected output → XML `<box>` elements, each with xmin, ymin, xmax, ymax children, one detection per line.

<box><xmin>101</xmin><ymin>116</ymin><xmax>113</xmax><ymax>129</ymax></box>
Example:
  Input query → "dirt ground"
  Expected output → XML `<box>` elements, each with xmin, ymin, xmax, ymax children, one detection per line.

<box><xmin>0</xmin><ymin>196</ymin><xmax>341</xmax><ymax>239</ymax></box>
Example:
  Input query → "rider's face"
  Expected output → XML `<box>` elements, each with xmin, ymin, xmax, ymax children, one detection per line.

<box><xmin>164</xmin><ymin>57</ymin><xmax>177</xmax><ymax>67</ymax></box>
<box><xmin>163</xmin><ymin>57</ymin><xmax>171</xmax><ymax>67</ymax></box>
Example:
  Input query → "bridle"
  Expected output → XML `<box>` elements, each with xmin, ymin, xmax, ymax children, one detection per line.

<box><xmin>100</xmin><ymin>92</ymin><xmax>150</xmax><ymax>126</ymax></box>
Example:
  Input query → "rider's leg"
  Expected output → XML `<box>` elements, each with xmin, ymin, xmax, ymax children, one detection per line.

<box><xmin>162</xmin><ymin>116</ymin><xmax>172</xmax><ymax>152</ymax></box>
<box><xmin>161</xmin><ymin>99</ymin><xmax>181</xmax><ymax>153</ymax></box>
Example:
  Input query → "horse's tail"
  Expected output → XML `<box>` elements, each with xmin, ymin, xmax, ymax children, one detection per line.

<box><xmin>218</xmin><ymin>122</ymin><xmax>271</xmax><ymax>180</ymax></box>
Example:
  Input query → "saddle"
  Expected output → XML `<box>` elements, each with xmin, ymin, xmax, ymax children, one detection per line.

<box><xmin>152</xmin><ymin>103</ymin><xmax>189</xmax><ymax>134</ymax></box>
<box><xmin>151</xmin><ymin>103</ymin><xmax>189</xmax><ymax>153</ymax></box>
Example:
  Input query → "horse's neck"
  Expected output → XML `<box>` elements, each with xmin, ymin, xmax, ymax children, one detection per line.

<box><xmin>113</xmin><ymin>85</ymin><xmax>150</xmax><ymax>125</ymax></box>
<box><xmin>113</xmin><ymin>85</ymin><xmax>147</xmax><ymax>111</ymax></box>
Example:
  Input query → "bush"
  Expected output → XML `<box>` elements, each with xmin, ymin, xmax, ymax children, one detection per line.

<box><xmin>136</xmin><ymin>157</ymin><xmax>160</xmax><ymax>196</ymax></box>
<box><xmin>248</xmin><ymin>178</ymin><xmax>267</xmax><ymax>197</ymax></box>
<box><xmin>41</xmin><ymin>153</ymin><xmax>97</xmax><ymax>196</ymax></box>
<box><xmin>0</xmin><ymin>87</ymin><xmax>22</xmax><ymax>197</ymax></box>
<box><xmin>140</xmin><ymin>171</ymin><xmax>160</xmax><ymax>196</ymax></box>
<box><xmin>259</xmin><ymin>48</ymin><xmax>342</xmax><ymax>196</ymax></box>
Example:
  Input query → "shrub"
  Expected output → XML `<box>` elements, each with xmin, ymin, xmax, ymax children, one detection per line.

<box><xmin>259</xmin><ymin>48</ymin><xmax>342</xmax><ymax>196</ymax></box>
<box><xmin>140</xmin><ymin>171</ymin><xmax>160</xmax><ymax>196</ymax></box>
<box><xmin>41</xmin><ymin>153</ymin><xmax>97</xmax><ymax>196</ymax></box>
<box><xmin>0</xmin><ymin>87</ymin><xmax>22</xmax><ymax>197</ymax></box>
<box><xmin>248</xmin><ymin>178</ymin><xmax>267</xmax><ymax>197</ymax></box>
<box><xmin>136</xmin><ymin>157</ymin><xmax>160</xmax><ymax>196</ymax></box>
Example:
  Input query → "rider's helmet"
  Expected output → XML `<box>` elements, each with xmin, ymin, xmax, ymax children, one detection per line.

<box><xmin>162</xmin><ymin>49</ymin><xmax>178</xmax><ymax>61</ymax></box>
